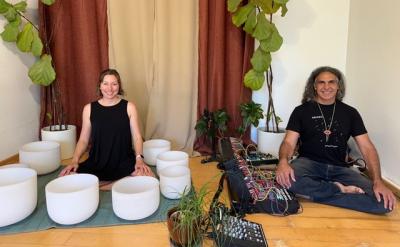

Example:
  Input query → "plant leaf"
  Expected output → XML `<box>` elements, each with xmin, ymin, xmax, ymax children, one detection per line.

<box><xmin>252</xmin><ymin>13</ymin><xmax>273</xmax><ymax>40</ymax></box>
<box><xmin>14</xmin><ymin>1</ymin><xmax>27</xmax><ymax>12</ymax></box>
<box><xmin>227</xmin><ymin>0</ymin><xmax>242</xmax><ymax>12</ymax></box>
<box><xmin>17</xmin><ymin>23</ymin><xmax>34</xmax><ymax>52</ymax></box>
<box><xmin>31</xmin><ymin>29</ymin><xmax>43</xmax><ymax>56</ymax></box>
<box><xmin>1</xmin><ymin>22</ymin><xmax>19</xmax><ymax>42</ymax></box>
<box><xmin>28</xmin><ymin>54</ymin><xmax>56</xmax><ymax>86</ymax></box>
<box><xmin>250</xmin><ymin>47</ymin><xmax>271</xmax><ymax>72</ymax></box>
<box><xmin>41</xmin><ymin>0</ymin><xmax>56</xmax><ymax>6</ymax></box>
<box><xmin>244</xmin><ymin>69</ymin><xmax>265</xmax><ymax>90</ymax></box>
<box><xmin>4</xmin><ymin>5</ymin><xmax>16</xmax><ymax>21</ymax></box>
<box><xmin>0</xmin><ymin>0</ymin><xmax>11</xmax><ymax>14</ymax></box>
<box><xmin>243</xmin><ymin>8</ymin><xmax>256</xmax><ymax>34</ymax></box>
<box><xmin>232</xmin><ymin>3</ymin><xmax>255</xmax><ymax>27</ymax></box>
<box><xmin>260</xmin><ymin>24</ymin><xmax>283</xmax><ymax>52</ymax></box>
<box><xmin>280</xmin><ymin>3</ymin><xmax>288</xmax><ymax>16</ymax></box>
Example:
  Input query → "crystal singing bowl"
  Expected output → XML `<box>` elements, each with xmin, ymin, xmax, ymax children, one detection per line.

<box><xmin>143</xmin><ymin>139</ymin><xmax>171</xmax><ymax>166</ymax></box>
<box><xmin>159</xmin><ymin>165</ymin><xmax>191</xmax><ymax>199</ymax></box>
<box><xmin>0</xmin><ymin>163</ymin><xmax>29</xmax><ymax>169</ymax></box>
<box><xmin>0</xmin><ymin>167</ymin><xmax>37</xmax><ymax>227</ymax></box>
<box><xmin>112</xmin><ymin>176</ymin><xmax>160</xmax><ymax>220</ymax></box>
<box><xmin>19</xmin><ymin>141</ymin><xmax>61</xmax><ymax>175</ymax></box>
<box><xmin>45</xmin><ymin>174</ymin><xmax>99</xmax><ymax>225</ymax></box>
<box><xmin>156</xmin><ymin>150</ymin><xmax>189</xmax><ymax>175</ymax></box>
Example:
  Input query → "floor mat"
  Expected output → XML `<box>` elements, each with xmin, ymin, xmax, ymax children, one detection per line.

<box><xmin>0</xmin><ymin>167</ymin><xmax>179</xmax><ymax>235</ymax></box>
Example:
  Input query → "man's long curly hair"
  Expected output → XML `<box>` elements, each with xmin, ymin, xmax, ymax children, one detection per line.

<box><xmin>302</xmin><ymin>66</ymin><xmax>346</xmax><ymax>104</ymax></box>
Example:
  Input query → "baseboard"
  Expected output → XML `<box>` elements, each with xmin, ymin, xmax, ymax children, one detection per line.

<box><xmin>383</xmin><ymin>178</ymin><xmax>400</xmax><ymax>198</ymax></box>
<box><xmin>0</xmin><ymin>154</ymin><xmax>19</xmax><ymax>166</ymax></box>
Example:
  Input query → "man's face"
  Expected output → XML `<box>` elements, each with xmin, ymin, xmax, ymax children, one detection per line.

<box><xmin>314</xmin><ymin>71</ymin><xmax>339</xmax><ymax>104</ymax></box>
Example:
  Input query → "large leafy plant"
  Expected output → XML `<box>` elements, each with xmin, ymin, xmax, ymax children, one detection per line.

<box><xmin>237</xmin><ymin>101</ymin><xmax>264</xmax><ymax>137</ymax></box>
<box><xmin>0</xmin><ymin>0</ymin><xmax>67</xmax><ymax>131</ymax></box>
<box><xmin>227</xmin><ymin>0</ymin><xmax>289</xmax><ymax>132</ymax></box>
<box><xmin>0</xmin><ymin>0</ymin><xmax>56</xmax><ymax>85</ymax></box>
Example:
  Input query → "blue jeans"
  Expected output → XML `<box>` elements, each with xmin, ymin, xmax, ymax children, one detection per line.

<box><xmin>288</xmin><ymin>157</ymin><xmax>391</xmax><ymax>214</ymax></box>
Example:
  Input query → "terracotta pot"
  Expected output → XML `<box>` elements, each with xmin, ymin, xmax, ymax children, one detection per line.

<box><xmin>167</xmin><ymin>207</ymin><xmax>203</xmax><ymax>246</ymax></box>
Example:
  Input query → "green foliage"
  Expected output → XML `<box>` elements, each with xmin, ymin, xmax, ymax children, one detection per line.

<box><xmin>0</xmin><ymin>0</ymin><xmax>57</xmax><ymax>86</ymax></box>
<box><xmin>195</xmin><ymin>109</ymin><xmax>230</xmax><ymax>140</ymax></box>
<box><xmin>237</xmin><ymin>101</ymin><xmax>264</xmax><ymax>136</ymax></box>
<box><xmin>227</xmin><ymin>0</ymin><xmax>289</xmax><ymax>133</ymax></box>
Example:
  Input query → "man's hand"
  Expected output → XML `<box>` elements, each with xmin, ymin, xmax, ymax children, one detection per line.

<box><xmin>276</xmin><ymin>161</ymin><xmax>296</xmax><ymax>189</ymax></box>
<box><xmin>373</xmin><ymin>180</ymin><xmax>396</xmax><ymax>211</ymax></box>
<box><xmin>59</xmin><ymin>164</ymin><xmax>78</xmax><ymax>177</ymax></box>
<box><xmin>131</xmin><ymin>159</ymin><xmax>155</xmax><ymax>177</ymax></box>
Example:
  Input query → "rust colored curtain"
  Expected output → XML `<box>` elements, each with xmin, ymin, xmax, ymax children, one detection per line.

<box><xmin>195</xmin><ymin>0</ymin><xmax>254</xmax><ymax>154</ymax></box>
<box><xmin>38</xmin><ymin>0</ymin><xmax>109</xmax><ymax>133</ymax></box>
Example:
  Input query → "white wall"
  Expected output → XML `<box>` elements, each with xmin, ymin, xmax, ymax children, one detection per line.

<box><xmin>252</xmin><ymin>0</ymin><xmax>350</xmax><ymax>138</ymax></box>
<box><xmin>346</xmin><ymin>0</ymin><xmax>400</xmax><ymax>186</ymax></box>
<box><xmin>0</xmin><ymin>0</ymin><xmax>40</xmax><ymax>160</ymax></box>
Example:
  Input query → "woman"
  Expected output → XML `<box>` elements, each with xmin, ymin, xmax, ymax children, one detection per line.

<box><xmin>59</xmin><ymin>69</ymin><xmax>154</xmax><ymax>183</ymax></box>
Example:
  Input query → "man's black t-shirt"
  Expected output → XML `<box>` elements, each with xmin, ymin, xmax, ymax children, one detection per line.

<box><xmin>286</xmin><ymin>100</ymin><xmax>367</xmax><ymax>166</ymax></box>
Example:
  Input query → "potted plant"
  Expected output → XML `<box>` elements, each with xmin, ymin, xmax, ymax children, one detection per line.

<box><xmin>167</xmin><ymin>185</ymin><xmax>210</xmax><ymax>247</ymax></box>
<box><xmin>0</xmin><ymin>0</ymin><xmax>76</xmax><ymax>159</ymax></box>
<box><xmin>237</xmin><ymin>100</ymin><xmax>264</xmax><ymax>139</ymax></box>
<box><xmin>195</xmin><ymin>108</ymin><xmax>230</xmax><ymax>163</ymax></box>
<box><xmin>227</xmin><ymin>0</ymin><xmax>289</xmax><ymax>156</ymax></box>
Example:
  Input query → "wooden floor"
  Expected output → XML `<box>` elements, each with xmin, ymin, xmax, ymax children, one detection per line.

<box><xmin>0</xmin><ymin>156</ymin><xmax>399</xmax><ymax>246</ymax></box>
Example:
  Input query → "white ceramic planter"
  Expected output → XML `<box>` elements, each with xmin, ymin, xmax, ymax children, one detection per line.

<box><xmin>257</xmin><ymin>127</ymin><xmax>285</xmax><ymax>157</ymax></box>
<box><xmin>45</xmin><ymin>174</ymin><xmax>99</xmax><ymax>225</ymax></box>
<box><xmin>41</xmin><ymin>125</ymin><xmax>77</xmax><ymax>160</ymax></box>
<box><xmin>0</xmin><ymin>163</ymin><xmax>29</xmax><ymax>169</ymax></box>
<box><xmin>0</xmin><ymin>168</ymin><xmax>37</xmax><ymax>227</ymax></box>
<box><xmin>156</xmin><ymin>151</ymin><xmax>189</xmax><ymax>175</ymax></box>
<box><xmin>19</xmin><ymin>141</ymin><xmax>61</xmax><ymax>175</ymax></box>
<box><xmin>143</xmin><ymin>139</ymin><xmax>171</xmax><ymax>166</ymax></box>
<box><xmin>159</xmin><ymin>166</ymin><xmax>191</xmax><ymax>199</ymax></box>
<box><xmin>112</xmin><ymin>176</ymin><xmax>160</xmax><ymax>220</ymax></box>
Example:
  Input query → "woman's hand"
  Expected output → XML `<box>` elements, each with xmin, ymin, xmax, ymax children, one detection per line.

<box><xmin>59</xmin><ymin>163</ymin><xmax>78</xmax><ymax>177</ymax></box>
<box><xmin>131</xmin><ymin>159</ymin><xmax>155</xmax><ymax>177</ymax></box>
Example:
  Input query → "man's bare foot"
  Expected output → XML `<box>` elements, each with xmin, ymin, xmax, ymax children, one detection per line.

<box><xmin>99</xmin><ymin>181</ymin><xmax>115</xmax><ymax>191</ymax></box>
<box><xmin>334</xmin><ymin>182</ymin><xmax>365</xmax><ymax>194</ymax></box>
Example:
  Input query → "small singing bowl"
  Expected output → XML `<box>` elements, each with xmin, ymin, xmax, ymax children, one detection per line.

<box><xmin>19</xmin><ymin>141</ymin><xmax>60</xmax><ymax>175</ymax></box>
<box><xmin>143</xmin><ymin>139</ymin><xmax>171</xmax><ymax>166</ymax></box>
<box><xmin>45</xmin><ymin>174</ymin><xmax>99</xmax><ymax>225</ymax></box>
<box><xmin>156</xmin><ymin>151</ymin><xmax>189</xmax><ymax>175</ymax></box>
<box><xmin>159</xmin><ymin>166</ymin><xmax>191</xmax><ymax>199</ymax></box>
<box><xmin>112</xmin><ymin>176</ymin><xmax>160</xmax><ymax>220</ymax></box>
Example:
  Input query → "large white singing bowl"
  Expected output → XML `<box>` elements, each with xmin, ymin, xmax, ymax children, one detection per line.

<box><xmin>45</xmin><ymin>174</ymin><xmax>99</xmax><ymax>225</ymax></box>
<box><xmin>19</xmin><ymin>141</ymin><xmax>61</xmax><ymax>175</ymax></box>
<box><xmin>156</xmin><ymin>151</ymin><xmax>189</xmax><ymax>175</ymax></box>
<box><xmin>112</xmin><ymin>176</ymin><xmax>160</xmax><ymax>220</ymax></box>
<box><xmin>0</xmin><ymin>168</ymin><xmax>37</xmax><ymax>227</ymax></box>
<box><xmin>0</xmin><ymin>163</ymin><xmax>29</xmax><ymax>169</ymax></box>
<box><xmin>159</xmin><ymin>166</ymin><xmax>191</xmax><ymax>199</ymax></box>
<box><xmin>143</xmin><ymin>139</ymin><xmax>171</xmax><ymax>166</ymax></box>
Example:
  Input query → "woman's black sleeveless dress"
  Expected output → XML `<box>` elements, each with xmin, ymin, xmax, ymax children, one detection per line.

<box><xmin>77</xmin><ymin>99</ymin><xmax>136</xmax><ymax>180</ymax></box>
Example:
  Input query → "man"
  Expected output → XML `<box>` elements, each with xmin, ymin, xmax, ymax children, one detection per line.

<box><xmin>276</xmin><ymin>66</ymin><xmax>396</xmax><ymax>214</ymax></box>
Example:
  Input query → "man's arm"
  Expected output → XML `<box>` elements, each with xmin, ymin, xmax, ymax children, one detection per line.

<box><xmin>276</xmin><ymin>130</ymin><xmax>300</xmax><ymax>188</ymax></box>
<box><xmin>354</xmin><ymin>133</ymin><xmax>396</xmax><ymax>210</ymax></box>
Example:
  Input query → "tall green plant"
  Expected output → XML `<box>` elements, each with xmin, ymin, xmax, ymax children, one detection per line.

<box><xmin>237</xmin><ymin>101</ymin><xmax>263</xmax><ymax>137</ymax></box>
<box><xmin>227</xmin><ymin>0</ymin><xmax>289</xmax><ymax>132</ymax></box>
<box><xmin>0</xmin><ymin>0</ymin><xmax>56</xmax><ymax>85</ymax></box>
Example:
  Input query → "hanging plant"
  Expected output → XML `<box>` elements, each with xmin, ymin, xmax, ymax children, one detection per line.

<box><xmin>227</xmin><ymin>0</ymin><xmax>289</xmax><ymax>132</ymax></box>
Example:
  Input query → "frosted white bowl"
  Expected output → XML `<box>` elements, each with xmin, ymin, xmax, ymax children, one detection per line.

<box><xmin>0</xmin><ymin>168</ymin><xmax>37</xmax><ymax>227</ymax></box>
<box><xmin>112</xmin><ymin>176</ymin><xmax>160</xmax><ymax>220</ymax></box>
<box><xmin>19</xmin><ymin>141</ymin><xmax>61</xmax><ymax>175</ymax></box>
<box><xmin>41</xmin><ymin>125</ymin><xmax>77</xmax><ymax>160</ymax></box>
<box><xmin>156</xmin><ymin>151</ymin><xmax>189</xmax><ymax>175</ymax></box>
<box><xmin>159</xmin><ymin>166</ymin><xmax>191</xmax><ymax>199</ymax></box>
<box><xmin>0</xmin><ymin>163</ymin><xmax>29</xmax><ymax>169</ymax></box>
<box><xmin>143</xmin><ymin>139</ymin><xmax>171</xmax><ymax>166</ymax></box>
<box><xmin>45</xmin><ymin>174</ymin><xmax>99</xmax><ymax>225</ymax></box>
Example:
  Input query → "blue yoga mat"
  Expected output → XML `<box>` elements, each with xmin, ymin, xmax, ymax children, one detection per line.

<box><xmin>0</xmin><ymin>167</ymin><xmax>179</xmax><ymax>235</ymax></box>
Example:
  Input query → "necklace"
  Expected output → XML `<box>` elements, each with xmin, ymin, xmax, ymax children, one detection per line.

<box><xmin>316</xmin><ymin>102</ymin><xmax>336</xmax><ymax>142</ymax></box>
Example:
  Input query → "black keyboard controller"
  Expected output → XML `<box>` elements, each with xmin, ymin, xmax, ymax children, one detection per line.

<box><xmin>213</xmin><ymin>215</ymin><xmax>268</xmax><ymax>247</ymax></box>
<box><xmin>245</xmin><ymin>152</ymin><xmax>279</xmax><ymax>166</ymax></box>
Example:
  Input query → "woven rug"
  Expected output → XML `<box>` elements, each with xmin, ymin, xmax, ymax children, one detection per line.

<box><xmin>0</xmin><ymin>167</ymin><xmax>179</xmax><ymax>235</ymax></box>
